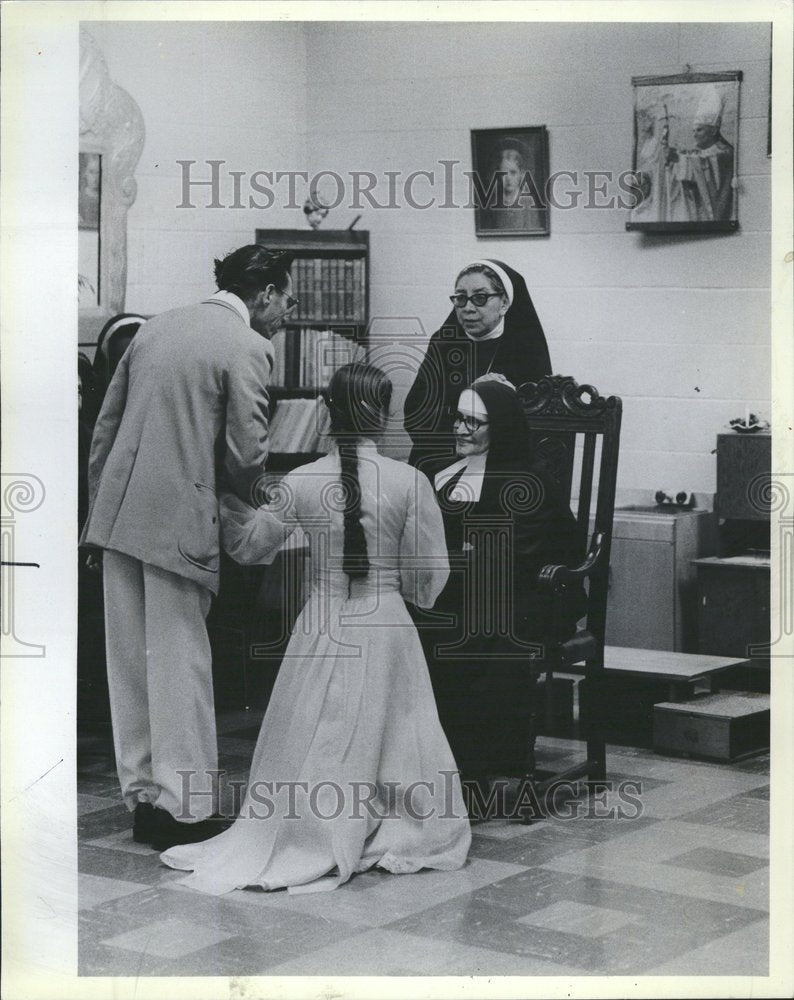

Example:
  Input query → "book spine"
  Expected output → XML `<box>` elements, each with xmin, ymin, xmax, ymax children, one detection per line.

<box><xmin>326</xmin><ymin>259</ymin><xmax>333</xmax><ymax>322</ymax></box>
<box><xmin>305</xmin><ymin>328</ymin><xmax>316</xmax><ymax>388</ymax></box>
<box><xmin>321</xmin><ymin>330</ymin><xmax>336</xmax><ymax>384</ymax></box>
<box><xmin>313</xmin><ymin>258</ymin><xmax>322</xmax><ymax>322</ymax></box>
<box><xmin>344</xmin><ymin>258</ymin><xmax>353</xmax><ymax>321</ymax></box>
<box><xmin>297</xmin><ymin>259</ymin><xmax>304</xmax><ymax>320</ymax></box>
<box><xmin>293</xmin><ymin>259</ymin><xmax>302</xmax><ymax>321</ymax></box>
<box><xmin>353</xmin><ymin>258</ymin><xmax>363</xmax><ymax>322</ymax></box>
<box><xmin>270</xmin><ymin>330</ymin><xmax>284</xmax><ymax>387</ymax></box>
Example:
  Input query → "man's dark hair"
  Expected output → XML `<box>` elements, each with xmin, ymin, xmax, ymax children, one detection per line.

<box><xmin>213</xmin><ymin>245</ymin><xmax>294</xmax><ymax>301</ymax></box>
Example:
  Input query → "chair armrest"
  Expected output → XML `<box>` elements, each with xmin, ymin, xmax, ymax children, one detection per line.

<box><xmin>536</xmin><ymin>531</ymin><xmax>607</xmax><ymax>593</ymax></box>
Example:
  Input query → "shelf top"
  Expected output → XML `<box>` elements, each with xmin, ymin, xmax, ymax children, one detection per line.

<box><xmin>284</xmin><ymin>321</ymin><xmax>366</xmax><ymax>329</ymax></box>
<box><xmin>256</xmin><ymin>228</ymin><xmax>369</xmax><ymax>252</ymax></box>
<box><xmin>655</xmin><ymin>692</ymin><xmax>770</xmax><ymax>718</ymax></box>
<box><xmin>717</xmin><ymin>430</ymin><xmax>771</xmax><ymax>439</ymax></box>
<box><xmin>692</xmin><ymin>555</ymin><xmax>771</xmax><ymax>569</ymax></box>
<box><xmin>269</xmin><ymin>386</ymin><xmax>326</xmax><ymax>397</ymax></box>
<box><xmin>603</xmin><ymin>645</ymin><xmax>749</xmax><ymax>679</ymax></box>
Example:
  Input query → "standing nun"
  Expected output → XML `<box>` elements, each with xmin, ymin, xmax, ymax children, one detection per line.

<box><xmin>404</xmin><ymin>259</ymin><xmax>551</xmax><ymax>478</ymax></box>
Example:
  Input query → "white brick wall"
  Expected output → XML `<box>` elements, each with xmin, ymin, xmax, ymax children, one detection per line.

<box><xmin>89</xmin><ymin>20</ymin><xmax>772</xmax><ymax>495</ymax></box>
<box><xmin>86</xmin><ymin>21</ymin><xmax>309</xmax><ymax>312</ymax></box>
<box><xmin>304</xmin><ymin>21</ymin><xmax>772</xmax><ymax>491</ymax></box>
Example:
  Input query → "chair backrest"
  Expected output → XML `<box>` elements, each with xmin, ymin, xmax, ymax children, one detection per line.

<box><xmin>78</xmin><ymin>351</ymin><xmax>101</xmax><ymax>428</ymax></box>
<box><xmin>92</xmin><ymin>313</ymin><xmax>147</xmax><ymax>401</ymax></box>
<box><xmin>518</xmin><ymin>374</ymin><xmax>622</xmax><ymax>647</ymax></box>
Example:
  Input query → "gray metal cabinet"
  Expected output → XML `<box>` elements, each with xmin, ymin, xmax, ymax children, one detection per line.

<box><xmin>603</xmin><ymin>508</ymin><xmax>717</xmax><ymax>652</ymax></box>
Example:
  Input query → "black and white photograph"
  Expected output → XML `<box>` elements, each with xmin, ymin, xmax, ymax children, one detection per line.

<box><xmin>2</xmin><ymin>4</ymin><xmax>793</xmax><ymax>999</ymax></box>
<box><xmin>471</xmin><ymin>125</ymin><xmax>551</xmax><ymax>236</ymax></box>
<box><xmin>78</xmin><ymin>152</ymin><xmax>101</xmax><ymax>231</ymax></box>
<box><xmin>78</xmin><ymin>152</ymin><xmax>101</xmax><ymax>306</ymax></box>
<box><xmin>626</xmin><ymin>72</ymin><xmax>741</xmax><ymax>232</ymax></box>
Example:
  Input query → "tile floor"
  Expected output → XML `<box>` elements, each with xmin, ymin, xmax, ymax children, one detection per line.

<box><xmin>78</xmin><ymin>712</ymin><xmax>769</xmax><ymax>978</ymax></box>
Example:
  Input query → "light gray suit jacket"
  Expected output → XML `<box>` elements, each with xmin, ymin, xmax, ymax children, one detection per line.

<box><xmin>81</xmin><ymin>299</ymin><xmax>273</xmax><ymax>594</ymax></box>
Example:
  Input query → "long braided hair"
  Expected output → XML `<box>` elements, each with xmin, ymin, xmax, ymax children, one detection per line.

<box><xmin>325</xmin><ymin>363</ymin><xmax>392</xmax><ymax>579</ymax></box>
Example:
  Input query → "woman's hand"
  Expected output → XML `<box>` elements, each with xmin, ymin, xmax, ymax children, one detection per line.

<box><xmin>219</xmin><ymin>487</ymin><xmax>295</xmax><ymax>565</ymax></box>
<box><xmin>219</xmin><ymin>492</ymin><xmax>256</xmax><ymax>517</ymax></box>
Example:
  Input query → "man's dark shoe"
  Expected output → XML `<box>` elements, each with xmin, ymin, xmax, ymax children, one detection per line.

<box><xmin>150</xmin><ymin>810</ymin><xmax>232</xmax><ymax>852</ymax></box>
<box><xmin>132</xmin><ymin>801</ymin><xmax>157</xmax><ymax>844</ymax></box>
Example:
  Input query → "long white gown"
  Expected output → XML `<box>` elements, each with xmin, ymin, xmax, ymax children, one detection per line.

<box><xmin>161</xmin><ymin>441</ymin><xmax>471</xmax><ymax>894</ymax></box>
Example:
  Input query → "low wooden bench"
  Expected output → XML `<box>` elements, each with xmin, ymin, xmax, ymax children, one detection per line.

<box><xmin>572</xmin><ymin>646</ymin><xmax>751</xmax><ymax>747</ymax></box>
<box><xmin>601</xmin><ymin>645</ymin><xmax>747</xmax><ymax>698</ymax></box>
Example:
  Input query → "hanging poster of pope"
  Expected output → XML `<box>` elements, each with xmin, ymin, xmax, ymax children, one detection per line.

<box><xmin>626</xmin><ymin>71</ymin><xmax>741</xmax><ymax>232</ymax></box>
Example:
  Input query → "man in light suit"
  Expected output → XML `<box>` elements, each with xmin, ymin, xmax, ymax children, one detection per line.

<box><xmin>82</xmin><ymin>245</ymin><xmax>296</xmax><ymax>850</ymax></box>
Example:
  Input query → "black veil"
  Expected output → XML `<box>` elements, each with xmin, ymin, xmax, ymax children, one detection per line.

<box><xmin>404</xmin><ymin>259</ymin><xmax>551</xmax><ymax>474</ymax></box>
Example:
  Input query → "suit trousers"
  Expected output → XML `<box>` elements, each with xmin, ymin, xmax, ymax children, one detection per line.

<box><xmin>103</xmin><ymin>549</ymin><xmax>217</xmax><ymax>820</ymax></box>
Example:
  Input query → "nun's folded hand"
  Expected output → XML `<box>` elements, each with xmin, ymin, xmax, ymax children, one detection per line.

<box><xmin>472</xmin><ymin>372</ymin><xmax>516</xmax><ymax>390</ymax></box>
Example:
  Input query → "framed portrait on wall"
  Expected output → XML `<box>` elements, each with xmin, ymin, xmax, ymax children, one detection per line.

<box><xmin>78</xmin><ymin>28</ymin><xmax>144</xmax><ymax>341</ymax></box>
<box><xmin>78</xmin><ymin>151</ymin><xmax>101</xmax><ymax>308</ymax></box>
<box><xmin>767</xmin><ymin>46</ymin><xmax>772</xmax><ymax>157</ymax></box>
<box><xmin>470</xmin><ymin>126</ymin><xmax>550</xmax><ymax>237</ymax></box>
<box><xmin>626</xmin><ymin>71</ymin><xmax>741</xmax><ymax>233</ymax></box>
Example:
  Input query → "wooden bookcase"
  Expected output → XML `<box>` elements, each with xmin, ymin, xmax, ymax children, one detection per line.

<box><xmin>692</xmin><ymin>431</ymin><xmax>771</xmax><ymax>686</ymax></box>
<box><xmin>210</xmin><ymin>230</ymin><xmax>371</xmax><ymax>711</ymax></box>
<box><xmin>255</xmin><ymin>228</ymin><xmax>369</xmax><ymax>473</ymax></box>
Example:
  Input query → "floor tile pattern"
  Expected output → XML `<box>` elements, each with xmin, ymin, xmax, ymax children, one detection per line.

<box><xmin>77</xmin><ymin>713</ymin><xmax>770</xmax><ymax>978</ymax></box>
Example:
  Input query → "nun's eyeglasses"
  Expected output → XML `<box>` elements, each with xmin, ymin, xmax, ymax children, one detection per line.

<box><xmin>449</xmin><ymin>292</ymin><xmax>503</xmax><ymax>308</ymax></box>
<box><xmin>453</xmin><ymin>412</ymin><xmax>490</xmax><ymax>434</ymax></box>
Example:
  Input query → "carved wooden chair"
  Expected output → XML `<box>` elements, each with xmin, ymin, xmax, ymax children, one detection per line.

<box><xmin>517</xmin><ymin>374</ymin><xmax>622</xmax><ymax>808</ymax></box>
<box><xmin>92</xmin><ymin>312</ymin><xmax>148</xmax><ymax>401</ymax></box>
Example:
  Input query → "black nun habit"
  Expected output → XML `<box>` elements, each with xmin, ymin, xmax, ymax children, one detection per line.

<box><xmin>404</xmin><ymin>259</ymin><xmax>551</xmax><ymax>477</ymax></box>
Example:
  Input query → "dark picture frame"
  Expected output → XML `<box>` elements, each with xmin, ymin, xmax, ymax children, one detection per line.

<box><xmin>78</xmin><ymin>151</ymin><xmax>101</xmax><ymax>309</ymax></box>
<box><xmin>626</xmin><ymin>71</ymin><xmax>741</xmax><ymax>233</ymax></box>
<box><xmin>471</xmin><ymin>125</ymin><xmax>550</xmax><ymax>237</ymax></box>
<box><xmin>767</xmin><ymin>40</ymin><xmax>772</xmax><ymax>158</ymax></box>
<box><xmin>78</xmin><ymin>28</ymin><xmax>144</xmax><ymax>342</ymax></box>
<box><xmin>78</xmin><ymin>151</ymin><xmax>101</xmax><ymax>232</ymax></box>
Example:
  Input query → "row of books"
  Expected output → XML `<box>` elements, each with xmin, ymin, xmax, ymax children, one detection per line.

<box><xmin>268</xmin><ymin>328</ymin><xmax>291</xmax><ymax>387</ymax></box>
<box><xmin>269</xmin><ymin>328</ymin><xmax>365</xmax><ymax>389</ymax></box>
<box><xmin>290</xmin><ymin>256</ymin><xmax>367</xmax><ymax>323</ymax></box>
<box><xmin>268</xmin><ymin>396</ymin><xmax>332</xmax><ymax>454</ymax></box>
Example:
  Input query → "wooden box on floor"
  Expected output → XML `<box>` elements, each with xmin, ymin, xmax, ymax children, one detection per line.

<box><xmin>653</xmin><ymin>691</ymin><xmax>770</xmax><ymax>761</ymax></box>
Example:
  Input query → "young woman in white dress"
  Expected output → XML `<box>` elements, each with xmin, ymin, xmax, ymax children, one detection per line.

<box><xmin>160</xmin><ymin>363</ymin><xmax>471</xmax><ymax>894</ymax></box>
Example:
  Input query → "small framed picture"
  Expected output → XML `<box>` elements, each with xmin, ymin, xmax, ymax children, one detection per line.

<box><xmin>78</xmin><ymin>152</ymin><xmax>102</xmax><ymax>308</ymax></box>
<box><xmin>78</xmin><ymin>151</ymin><xmax>101</xmax><ymax>231</ymax></box>
<box><xmin>470</xmin><ymin>126</ymin><xmax>550</xmax><ymax>237</ymax></box>
<box><xmin>626</xmin><ymin>71</ymin><xmax>741</xmax><ymax>233</ymax></box>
